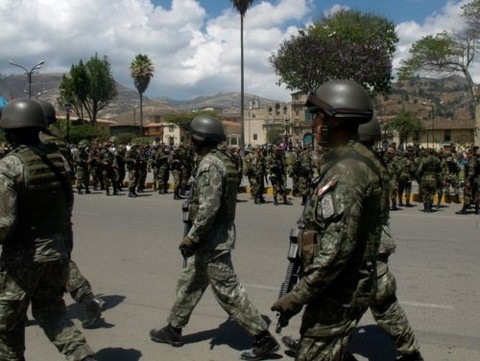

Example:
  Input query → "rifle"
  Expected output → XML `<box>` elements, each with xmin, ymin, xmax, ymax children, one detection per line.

<box><xmin>181</xmin><ymin>199</ymin><xmax>192</xmax><ymax>268</ymax></box>
<box><xmin>275</xmin><ymin>227</ymin><xmax>302</xmax><ymax>334</ymax></box>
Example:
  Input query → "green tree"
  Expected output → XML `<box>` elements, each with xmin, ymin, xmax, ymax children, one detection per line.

<box><xmin>398</xmin><ymin>31</ymin><xmax>478</xmax><ymax>105</ymax></box>
<box><xmin>59</xmin><ymin>54</ymin><xmax>118</xmax><ymax>127</ymax></box>
<box><xmin>383</xmin><ymin>111</ymin><xmax>424</xmax><ymax>148</ymax></box>
<box><xmin>231</xmin><ymin>0</ymin><xmax>255</xmax><ymax>150</ymax></box>
<box><xmin>270</xmin><ymin>10</ymin><xmax>398</xmax><ymax>94</ymax></box>
<box><xmin>130</xmin><ymin>54</ymin><xmax>155</xmax><ymax>137</ymax></box>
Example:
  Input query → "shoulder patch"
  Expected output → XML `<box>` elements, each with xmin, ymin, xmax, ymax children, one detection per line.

<box><xmin>317</xmin><ymin>177</ymin><xmax>338</xmax><ymax>198</ymax></box>
<box><xmin>320</xmin><ymin>194</ymin><xmax>335</xmax><ymax>219</ymax></box>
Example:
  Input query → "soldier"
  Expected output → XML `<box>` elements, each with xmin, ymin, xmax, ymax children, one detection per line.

<box><xmin>442</xmin><ymin>150</ymin><xmax>461</xmax><ymax>204</ymax></box>
<box><xmin>271</xmin><ymin>80</ymin><xmax>384</xmax><ymax>361</ymax></box>
<box><xmin>98</xmin><ymin>143</ymin><xmax>118</xmax><ymax>195</ymax></box>
<box><xmin>266</xmin><ymin>145</ymin><xmax>291</xmax><ymax>205</ymax></box>
<box><xmin>281</xmin><ymin>117</ymin><xmax>424</xmax><ymax>361</ymax></box>
<box><xmin>169</xmin><ymin>145</ymin><xmax>184</xmax><ymax>200</ymax></box>
<box><xmin>114</xmin><ymin>144</ymin><xmax>127</xmax><ymax>191</ymax></box>
<box><xmin>457</xmin><ymin>147</ymin><xmax>480</xmax><ymax>214</ymax></box>
<box><xmin>251</xmin><ymin>146</ymin><xmax>267</xmax><ymax>204</ymax></box>
<box><xmin>384</xmin><ymin>148</ymin><xmax>401</xmax><ymax>210</ymax></box>
<box><xmin>150</xmin><ymin>115</ymin><xmax>279</xmax><ymax>360</ymax></box>
<box><xmin>0</xmin><ymin>98</ymin><xmax>98</xmax><ymax>361</ymax></box>
<box><xmin>36</xmin><ymin>100</ymin><xmax>104</xmax><ymax>328</ymax></box>
<box><xmin>293</xmin><ymin>146</ymin><xmax>314</xmax><ymax>206</ymax></box>
<box><xmin>136</xmin><ymin>145</ymin><xmax>149</xmax><ymax>193</ymax></box>
<box><xmin>76</xmin><ymin>141</ymin><xmax>92</xmax><ymax>194</ymax></box>
<box><xmin>398</xmin><ymin>148</ymin><xmax>415</xmax><ymax>207</ymax></box>
<box><xmin>153</xmin><ymin>142</ymin><xmax>170</xmax><ymax>194</ymax></box>
<box><xmin>416</xmin><ymin>148</ymin><xmax>442</xmax><ymax>212</ymax></box>
<box><xmin>125</xmin><ymin>144</ymin><xmax>141</xmax><ymax>197</ymax></box>
<box><xmin>243</xmin><ymin>147</ymin><xmax>257</xmax><ymax>200</ymax></box>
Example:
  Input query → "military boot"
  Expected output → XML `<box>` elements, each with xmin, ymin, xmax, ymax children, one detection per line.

<box><xmin>273</xmin><ymin>196</ymin><xmax>279</xmax><ymax>206</ymax></box>
<box><xmin>240</xmin><ymin>331</ymin><xmax>279</xmax><ymax>360</ymax></box>
<box><xmin>453</xmin><ymin>194</ymin><xmax>461</xmax><ymax>203</ymax></box>
<box><xmin>85</xmin><ymin>188</ymin><xmax>91</xmax><ymax>194</ymax></box>
<box><xmin>281</xmin><ymin>335</ymin><xmax>299</xmax><ymax>353</ymax></box>
<box><xmin>283</xmin><ymin>195</ymin><xmax>292</xmax><ymax>205</ymax></box>
<box><xmin>150</xmin><ymin>325</ymin><xmax>183</xmax><ymax>347</ymax></box>
<box><xmin>396</xmin><ymin>351</ymin><xmax>424</xmax><ymax>361</ymax></box>
<box><xmin>391</xmin><ymin>203</ymin><xmax>399</xmax><ymax>211</ymax></box>
<box><xmin>82</xmin><ymin>295</ymin><xmax>103</xmax><ymax>329</ymax></box>
<box><xmin>423</xmin><ymin>203</ymin><xmax>431</xmax><ymax>213</ymax></box>
<box><xmin>475</xmin><ymin>204</ymin><xmax>480</xmax><ymax>215</ymax></box>
<box><xmin>128</xmin><ymin>190</ymin><xmax>137</xmax><ymax>198</ymax></box>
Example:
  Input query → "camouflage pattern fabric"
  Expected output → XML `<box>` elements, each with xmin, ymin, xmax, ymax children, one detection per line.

<box><xmin>0</xmin><ymin>145</ymin><xmax>94</xmax><ymax>361</ymax></box>
<box><xmin>289</xmin><ymin>141</ymin><xmax>383</xmax><ymax>361</ymax></box>
<box><xmin>0</xmin><ymin>263</ymin><xmax>94</xmax><ymax>361</ymax></box>
<box><xmin>67</xmin><ymin>260</ymin><xmax>94</xmax><ymax>303</ymax></box>
<box><xmin>167</xmin><ymin>148</ymin><xmax>268</xmax><ymax>336</ymax></box>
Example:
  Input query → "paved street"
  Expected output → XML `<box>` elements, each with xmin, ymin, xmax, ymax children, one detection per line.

<box><xmin>25</xmin><ymin>188</ymin><xmax>480</xmax><ymax>361</ymax></box>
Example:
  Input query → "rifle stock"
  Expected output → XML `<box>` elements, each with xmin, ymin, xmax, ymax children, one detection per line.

<box><xmin>275</xmin><ymin>228</ymin><xmax>301</xmax><ymax>334</ymax></box>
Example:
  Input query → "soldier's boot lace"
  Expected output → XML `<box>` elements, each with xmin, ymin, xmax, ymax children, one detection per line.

<box><xmin>150</xmin><ymin>325</ymin><xmax>184</xmax><ymax>347</ymax></box>
<box><xmin>82</xmin><ymin>296</ymin><xmax>103</xmax><ymax>329</ymax></box>
<box><xmin>396</xmin><ymin>350</ymin><xmax>424</xmax><ymax>361</ymax></box>
<box><xmin>240</xmin><ymin>330</ymin><xmax>279</xmax><ymax>360</ymax></box>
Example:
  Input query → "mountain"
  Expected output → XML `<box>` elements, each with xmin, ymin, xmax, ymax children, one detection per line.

<box><xmin>0</xmin><ymin>73</ymin><xmax>475</xmax><ymax>124</ymax></box>
<box><xmin>0</xmin><ymin>73</ymin><xmax>282</xmax><ymax>124</ymax></box>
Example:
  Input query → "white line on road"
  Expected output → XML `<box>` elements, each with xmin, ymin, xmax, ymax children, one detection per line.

<box><xmin>244</xmin><ymin>283</ymin><xmax>455</xmax><ymax>310</ymax></box>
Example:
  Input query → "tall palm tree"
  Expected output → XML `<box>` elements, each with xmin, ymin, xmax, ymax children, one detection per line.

<box><xmin>231</xmin><ymin>0</ymin><xmax>255</xmax><ymax>150</ymax></box>
<box><xmin>130</xmin><ymin>54</ymin><xmax>155</xmax><ymax>137</ymax></box>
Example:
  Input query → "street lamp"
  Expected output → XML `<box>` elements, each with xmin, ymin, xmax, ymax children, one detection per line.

<box><xmin>8</xmin><ymin>60</ymin><xmax>45</xmax><ymax>98</ymax></box>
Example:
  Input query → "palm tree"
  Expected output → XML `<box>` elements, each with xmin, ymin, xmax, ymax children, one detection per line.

<box><xmin>231</xmin><ymin>0</ymin><xmax>255</xmax><ymax>150</ymax></box>
<box><xmin>130</xmin><ymin>54</ymin><xmax>155</xmax><ymax>137</ymax></box>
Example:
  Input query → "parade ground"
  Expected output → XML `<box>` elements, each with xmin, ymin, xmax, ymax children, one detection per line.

<box><xmin>25</xmin><ymin>188</ymin><xmax>480</xmax><ymax>361</ymax></box>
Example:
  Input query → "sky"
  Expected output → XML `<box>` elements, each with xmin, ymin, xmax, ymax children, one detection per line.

<box><xmin>0</xmin><ymin>0</ymin><xmax>472</xmax><ymax>102</ymax></box>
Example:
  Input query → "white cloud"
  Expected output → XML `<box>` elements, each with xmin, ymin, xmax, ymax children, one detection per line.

<box><xmin>0</xmin><ymin>0</ymin><xmax>312</xmax><ymax>101</ymax></box>
<box><xmin>1</xmin><ymin>0</ymin><xmax>477</xmax><ymax>102</ymax></box>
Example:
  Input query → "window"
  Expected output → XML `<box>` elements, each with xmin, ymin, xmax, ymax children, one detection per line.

<box><xmin>253</xmin><ymin>134</ymin><xmax>258</xmax><ymax>140</ymax></box>
<box><xmin>444</xmin><ymin>129</ymin><xmax>451</xmax><ymax>142</ymax></box>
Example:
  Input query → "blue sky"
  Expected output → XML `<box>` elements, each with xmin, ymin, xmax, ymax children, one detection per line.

<box><xmin>153</xmin><ymin>0</ymin><xmax>461</xmax><ymax>24</ymax></box>
<box><xmin>0</xmin><ymin>0</ymin><xmax>472</xmax><ymax>101</ymax></box>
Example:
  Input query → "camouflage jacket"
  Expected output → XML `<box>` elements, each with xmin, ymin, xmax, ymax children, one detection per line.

<box><xmin>291</xmin><ymin>140</ymin><xmax>383</xmax><ymax>324</ymax></box>
<box><xmin>187</xmin><ymin>149</ymin><xmax>238</xmax><ymax>253</ymax></box>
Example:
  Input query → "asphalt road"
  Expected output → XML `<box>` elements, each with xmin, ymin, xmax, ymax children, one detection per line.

<box><xmin>24</xmin><ymin>188</ymin><xmax>480</xmax><ymax>361</ymax></box>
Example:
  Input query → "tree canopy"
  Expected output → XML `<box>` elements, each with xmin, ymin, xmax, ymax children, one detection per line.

<box><xmin>383</xmin><ymin>110</ymin><xmax>424</xmax><ymax>147</ymax></box>
<box><xmin>59</xmin><ymin>54</ymin><xmax>118</xmax><ymax>127</ymax></box>
<box><xmin>270</xmin><ymin>9</ymin><xmax>398</xmax><ymax>94</ymax></box>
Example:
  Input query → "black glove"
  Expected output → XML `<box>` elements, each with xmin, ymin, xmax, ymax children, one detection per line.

<box><xmin>179</xmin><ymin>236</ymin><xmax>198</xmax><ymax>258</ymax></box>
<box><xmin>271</xmin><ymin>293</ymin><xmax>303</xmax><ymax>326</ymax></box>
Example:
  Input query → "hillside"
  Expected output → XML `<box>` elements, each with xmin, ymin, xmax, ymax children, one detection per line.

<box><xmin>0</xmin><ymin>73</ymin><xmax>475</xmax><ymax>124</ymax></box>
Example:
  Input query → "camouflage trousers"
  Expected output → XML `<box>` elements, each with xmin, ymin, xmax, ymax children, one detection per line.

<box><xmin>0</xmin><ymin>262</ymin><xmax>94</xmax><ymax>361</ymax></box>
<box><xmin>167</xmin><ymin>250</ymin><xmax>267</xmax><ymax>336</ymax></box>
<box><xmin>370</xmin><ymin>262</ymin><xmax>420</xmax><ymax>356</ymax></box>
<box><xmin>128</xmin><ymin>169</ymin><xmax>138</xmax><ymax>192</ymax></box>
<box><xmin>297</xmin><ymin>305</ymin><xmax>366</xmax><ymax>361</ymax></box>
<box><xmin>67</xmin><ymin>260</ymin><xmax>93</xmax><ymax>304</ymax></box>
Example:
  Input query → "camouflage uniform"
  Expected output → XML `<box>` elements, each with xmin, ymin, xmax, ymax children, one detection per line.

<box><xmin>125</xmin><ymin>145</ymin><xmax>141</xmax><ymax>197</ymax></box>
<box><xmin>153</xmin><ymin>144</ymin><xmax>170</xmax><ymax>194</ymax></box>
<box><xmin>416</xmin><ymin>149</ymin><xmax>442</xmax><ymax>212</ymax></box>
<box><xmin>75</xmin><ymin>144</ymin><xmax>91</xmax><ymax>194</ymax></box>
<box><xmin>166</xmin><ymin>148</ymin><xmax>269</xmax><ymax>336</ymax></box>
<box><xmin>286</xmin><ymin>141</ymin><xmax>384</xmax><ymax>361</ymax></box>
<box><xmin>397</xmin><ymin>152</ymin><xmax>414</xmax><ymax>207</ymax></box>
<box><xmin>266</xmin><ymin>147</ymin><xmax>290</xmax><ymax>205</ymax></box>
<box><xmin>243</xmin><ymin>150</ymin><xmax>256</xmax><ymax>199</ymax></box>
<box><xmin>113</xmin><ymin>145</ymin><xmax>126</xmax><ymax>191</ymax></box>
<box><xmin>442</xmin><ymin>152</ymin><xmax>461</xmax><ymax>204</ymax></box>
<box><xmin>384</xmin><ymin>149</ymin><xmax>401</xmax><ymax>210</ymax></box>
<box><xmin>0</xmin><ymin>144</ymin><xmax>95</xmax><ymax>361</ymax></box>
<box><xmin>293</xmin><ymin>148</ymin><xmax>314</xmax><ymax>205</ymax></box>
<box><xmin>251</xmin><ymin>147</ymin><xmax>267</xmax><ymax>204</ymax></box>
<box><xmin>169</xmin><ymin>147</ymin><xmax>184</xmax><ymax>200</ymax></box>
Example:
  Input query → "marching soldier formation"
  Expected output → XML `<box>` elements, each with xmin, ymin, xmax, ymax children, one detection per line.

<box><xmin>1</xmin><ymin>92</ymin><xmax>478</xmax><ymax>361</ymax></box>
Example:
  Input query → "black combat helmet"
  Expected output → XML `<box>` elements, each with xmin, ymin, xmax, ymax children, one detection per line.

<box><xmin>358</xmin><ymin>115</ymin><xmax>381</xmax><ymax>142</ymax></box>
<box><xmin>0</xmin><ymin>98</ymin><xmax>47</xmax><ymax>130</ymax></box>
<box><xmin>305</xmin><ymin>79</ymin><xmax>373</xmax><ymax>124</ymax></box>
<box><xmin>189</xmin><ymin>115</ymin><xmax>226</xmax><ymax>143</ymax></box>
<box><xmin>36</xmin><ymin>99</ymin><xmax>56</xmax><ymax>125</ymax></box>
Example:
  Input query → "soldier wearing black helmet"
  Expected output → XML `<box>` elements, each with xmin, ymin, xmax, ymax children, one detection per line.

<box><xmin>0</xmin><ymin>98</ymin><xmax>97</xmax><ymax>361</ymax></box>
<box><xmin>150</xmin><ymin>114</ymin><xmax>280</xmax><ymax>360</ymax></box>
<box><xmin>271</xmin><ymin>80</ymin><xmax>384</xmax><ymax>361</ymax></box>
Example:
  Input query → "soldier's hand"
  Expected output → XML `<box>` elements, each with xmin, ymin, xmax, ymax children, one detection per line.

<box><xmin>271</xmin><ymin>293</ymin><xmax>303</xmax><ymax>323</ymax></box>
<box><xmin>179</xmin><ymin>236</ymin><xmax>198</xmax><ymax>258</ymax></box>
